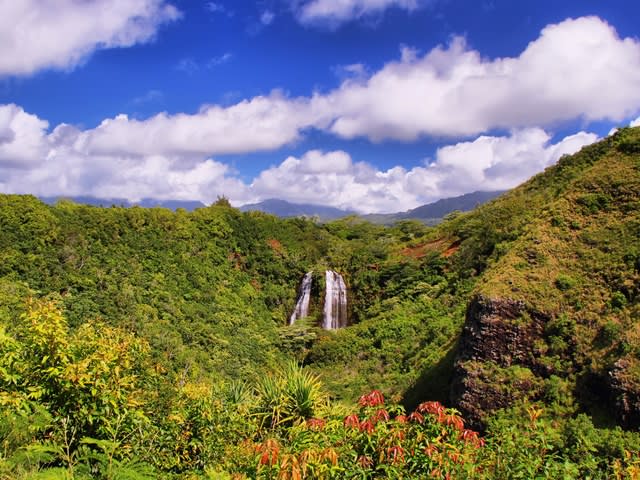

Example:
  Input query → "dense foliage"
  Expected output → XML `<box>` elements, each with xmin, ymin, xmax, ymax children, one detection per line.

<box><xmin>0</xmin><ymin>127</ymin><xmax>639</xmax><ymax>477</ymax></box>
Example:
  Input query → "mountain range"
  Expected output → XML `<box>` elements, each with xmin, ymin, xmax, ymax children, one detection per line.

<box><xmin>39</xmin><ymin>190</ymin><xmax>504</xmax><ymax>225</ymax></box>
<box><xmin>240</xmin><ymin>190</ymin><xmax>504</xmax><ymax>223</ymax></box>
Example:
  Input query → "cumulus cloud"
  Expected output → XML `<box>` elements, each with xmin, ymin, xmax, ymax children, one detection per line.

<box><xmin>0</xmin><ymin>105</ymin><xmax>251</xmax><ymax>204</ymax></box>
<box><xmin>251</xmin><ymin>129</ymin><xmax>598</xmax><ymax>212</ymax></box>
<box><xmin>9</xmin><ymin>15</ymin><xmax>629</xmax><ymax>161</ymax></box>
<box><xmin>0</xmin><ymin>104</ymin><xmax>598</xmax><ymax>212</ymax></box>
<box><xmin>0</xmin><ymin>0</ymin><xmax>180</xmax><ymax>77</ymax></box>
<box><xmin>404</xmin><ymin>129</ymin><xmax>599</xmax><ymax>202</ymax></box>
<box><xmin>1</xmin><ymin>15</ymin><xmax>632</xmax><ymax>210</ymax></box>
<box><xmin>631</xmin><ymin>117</ymin><xmax>640</xmax><ymax>128</ymax></box>
<box><xmin>0</xmin><ymin>104</ymin><xmax>50</xmax><ymax>167</ymax></box>
<box><xmin>251</xmin><ymin>150</ymin><xmax>418</xmax><ymax>213</ymax></box>
<box><xmin>79</xmin><ymin>92</ymin><xmax>325</xmax><ymax>157</ymax></box>
<box><xmin>4</xmin><ymin>16</ymin><xmax>633</xmax><ymax>159</ymax></box>
<box><xmin>98</xmin><ymin>16</ymin><xmax>640</xmax><ymax>148</ymax></box>
<box><xmin>319</xmin><ymin>17</ymin><xmax>640</xmax><ymax>140</ymax></box>
<box><xmin>294</xmin><ymin>0</ymin><xmax>423</xmax><ymax>26</ymax></box>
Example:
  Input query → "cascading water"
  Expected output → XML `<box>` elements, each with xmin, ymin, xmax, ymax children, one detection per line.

<box><xmin>289</xmin><ymin>271</ymin><xmax>313</xmax><ymax>325</ymax></box>
<box><xmin>323</xmin><ymin>270</ymin><xmax>348</xmax><ymax>330</ymax></box>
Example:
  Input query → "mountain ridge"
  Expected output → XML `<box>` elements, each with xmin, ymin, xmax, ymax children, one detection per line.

<box><xmin>40</xmin><ymin>195</ymin><xmax>206</xmax><ymax>211</ymax></box>
<box><xmin>240</xmin><ymin>191</ymin><xmax>504</xmax><ymax>223</ymax></box>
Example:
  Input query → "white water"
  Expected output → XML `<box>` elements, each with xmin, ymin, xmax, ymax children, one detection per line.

<box><xmin>289</xmin><ymin>271</ymin><xmax>313</xmax><ymax>325</ymax></box>
<box><xmin>323</xmin><ymin>270</ymin><xmax>348</xmax><ymax>330</ymax></box>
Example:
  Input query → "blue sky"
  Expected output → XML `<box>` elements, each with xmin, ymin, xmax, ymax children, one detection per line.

<box><xmin>0</xmin><ymin>0</ymin><xmax>639</xmax><ymax>212</ymax></box>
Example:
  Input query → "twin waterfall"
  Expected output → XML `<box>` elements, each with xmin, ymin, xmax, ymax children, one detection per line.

<box><xmin>289</xmin><ymin>271</ymin><xmax>348</xmax><ymax>330</ymax></box>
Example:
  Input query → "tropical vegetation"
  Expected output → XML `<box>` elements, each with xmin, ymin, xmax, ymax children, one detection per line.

<box><xmin>0</xmin><ymin>127</ymin><xmax>639</xmax><ymax>478</ymax></box>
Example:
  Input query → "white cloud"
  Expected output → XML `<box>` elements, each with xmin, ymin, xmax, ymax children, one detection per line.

<box><xmin>631</xmin><ymin>117</ymin><xmax>640</xmax><ymax>128</ymax></box>
<box><xmin>0</xmin><ymin>104</ymin><xmax>600</xmax><ymax>212</ymax></box>
<box><xmin>319</xmin><ymin>17</ymin><xmax>640</xmax><ymax>140</ymax></box>
<box><xmin>1</xmin><ymin>15</ymin><xmax>632</xmax><ymax>211</ymax></box>
<box><xmin>0</xmin><ymin>104</ymin><xmax>50</xmax><ymax>167</ymax></box>
<box><xmin>250</xmin><ymin>129</ymin><xmax>598</xmax><ymax>212</ymax></box>
<box><xmin>251</xmin><ymin>150</ymin><xmax>417</xmax><ymax>213</ymax></box>
<box><xmin>79</xmin><ymin>16</ymin><xmax>639</xmax><ymax>158</ymax></box>
<box><xmin>404</xmin><ymin>129</ymin><xmax>598</xmax><ymax>201</ymax></box>
<box><xmin>0</xmin><ymin>0</ymin><xmax>180</xmax><ymax>77</ymax></box>
<box><xmin>4</xmin><ymin>16</ymin><xmax>633</xmax><ymax>160</ymax></box>
<box><xmin>294</xmin><ymin>0</ymin><xmax>423</xmax><ymax>26</ymax></box>
<box><xmin>0</xmin><ymin>105</ymin><xmax>251</xmax><ymax>204</ymax></box>
<box><xmin>79</xmin><ymin>92</ymin><xmax>325</xmax><ymax>156</ymax></box>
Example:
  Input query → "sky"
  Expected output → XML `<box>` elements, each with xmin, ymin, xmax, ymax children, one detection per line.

<box><xmin>0</xmin><ymin>0</ymin><xmax>639</xmax><ymax>213</ymax></box>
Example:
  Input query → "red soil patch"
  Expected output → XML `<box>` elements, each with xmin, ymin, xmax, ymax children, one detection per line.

<box><xmin>442</xmin><ymin>240</ymin><xmax>462</xmax><ymax>258</ymax></box>
<box><xmin>267</xmin><ymin>238</ymin><xmax>283</xmax><ymax>252</ymax></box>
<box><xmin>400</xmin><ymin>238</ymin><xmax>448</xmax><ymax>259</ymax></box>
<box><xmin>400</xmin><ymin>244</ymin><xmax>428</xmax><ymax>259</ymax></box>
<box><xmin>399</xmin><ymin>238</ymin><xmax>461</xmax><ymax>259</ymax></box>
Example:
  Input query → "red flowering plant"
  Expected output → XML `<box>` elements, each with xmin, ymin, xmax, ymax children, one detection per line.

<box><xmin>245</xmin><ymin>390</ymin><xmax>484</xmax><ymax>478</ymax></box>
<box><xmin>347</xmin><ymin>394</ymin><xmax>484</xmax><ymax>478</ymax></box>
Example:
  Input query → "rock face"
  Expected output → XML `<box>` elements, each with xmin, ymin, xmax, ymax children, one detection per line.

<box><xmin>451</xmin><ymin>296</ymin><xmax>640</xmax><ymax>431</ymax></box>
<box><xmin>450</xmin><ymin>295</ymin><xmax>550</xmax><ymax>430</ymax></box>
<box><xmin>608</xmin><ymin>359</ymin><xmax>640</xmax><ymax>429</ymax></box>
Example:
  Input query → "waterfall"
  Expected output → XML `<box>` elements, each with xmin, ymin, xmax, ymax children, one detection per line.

<box><xmin>289</xmin><ymin>271</ymin><xmax>313</xmax><ymax>325</ymax></box>
<box><xmin>323</xmin><ymin>270</ymin><xmax>348</xmax><ymax>330</ymax></box>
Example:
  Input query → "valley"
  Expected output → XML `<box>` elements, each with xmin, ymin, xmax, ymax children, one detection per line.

<box><xmin>0</xmin><ymin>127</ymin><xmax>639</xmax><ymax>478</ymax></box>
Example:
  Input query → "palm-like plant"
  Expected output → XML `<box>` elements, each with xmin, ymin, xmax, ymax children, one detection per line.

<box><xmin>254</xmin><ymin>361</ymin><xmax>326</xmax><ymax>430</ymax></box>
<box><xmin>283</xmin><ymin>361</ymin><xmax>324</xmax><ymax>420</ymax></box>
<box><xmin>255</xmin><ymin>374</ymin><xmax>288</xmax><ymax>429</ymax></box>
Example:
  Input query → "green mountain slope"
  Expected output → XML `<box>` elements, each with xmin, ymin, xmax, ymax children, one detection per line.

<box><xmin>444</xmin><ymin>127</ymin><xmax>640</xmax><ymax>428</ymax></box>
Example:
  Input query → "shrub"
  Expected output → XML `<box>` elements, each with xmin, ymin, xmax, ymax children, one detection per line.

<box><xmin>555</xmin><ymin>274</ymin><xmax>578</xmax><ymax>291</ymax></box>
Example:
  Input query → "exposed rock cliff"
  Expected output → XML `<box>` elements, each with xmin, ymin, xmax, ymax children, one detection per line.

<box><xmin>452</xmin><ymin>295</ymin><xmax>640</xmax><ymax>431</ymax></box>
<box><xmin>450</xmin><ymin>295</ymin><xmax>551</xmax><ymax>430</ymax></box>
<box><xmin>607</xmin><ymin>358</ymin><xmax>640</xmax><ymax>429</ymax></box>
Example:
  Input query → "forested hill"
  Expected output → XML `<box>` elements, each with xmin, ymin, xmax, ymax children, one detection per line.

<box><xmin>0</xmin><ymin>127</ymin><xmax>639</xmax><ymax>478</ymax></box>
<box><xmin>0</xmin><ymin>197</ymin><xmax>337</xmax><ymax>380</ymax></box>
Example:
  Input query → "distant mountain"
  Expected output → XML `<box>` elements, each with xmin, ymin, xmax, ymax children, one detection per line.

<box><xmin>363</xmin><ymin>190</ymin><xmax>505</xmax><ymax>225</ymax></box>
<box><xmin>39</xmin><ymin>191</ymin><xmax>501</xmax><ymax>220</ymax></box>
<box><xmin>40</xmin><ymin>196</ymin><xmax>206</xmax><ymax>211</ymax></box>
<box><xmin>239</xmin><ymin>198</ymin><xmax>355</xmax><ymax>220</ymax></box>
<box><xmin>240</xmin><ymin>192</ymin><xmax>504</xmax><ymax>224</ymax></box>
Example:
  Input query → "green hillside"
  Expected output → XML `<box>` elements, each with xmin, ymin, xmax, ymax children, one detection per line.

<box><xmin>1</xmin><ymin>128</ymin><xmax>640</xmax><ymax>478</ymax></box>
<box><xmin>450</xmin><ymin>126</ymin><xmax>640</xmax><ymax>428</ymax></box>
